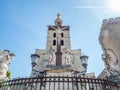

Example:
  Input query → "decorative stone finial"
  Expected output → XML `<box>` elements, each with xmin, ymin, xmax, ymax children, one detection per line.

<box><xmin>55</xmin><ymin>13</ymin><xmax>62</xmax><ymax>26</ymax></box>
<box><xmin>57</xmin><ymin>13</ymin><xmax>61</xmax><ymax>19</ymax></box>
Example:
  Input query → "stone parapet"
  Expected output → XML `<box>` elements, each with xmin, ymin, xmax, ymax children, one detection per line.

<box><xmin>102</xmin><ymin>17</ymin><xmax>120</xmax><ymax>29</ymax></box>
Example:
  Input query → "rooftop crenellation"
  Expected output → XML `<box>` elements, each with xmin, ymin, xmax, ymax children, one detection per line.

<box><xmin>102</xmin><ymin>17</ymin><xmax>120</xmax><ymax>27</ymax></box>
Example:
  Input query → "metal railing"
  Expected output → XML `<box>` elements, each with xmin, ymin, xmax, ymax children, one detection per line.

<box><xmin>0</xmin><ymin>76</ymin><xmax>119</xmax><ymax>90</ymax></box>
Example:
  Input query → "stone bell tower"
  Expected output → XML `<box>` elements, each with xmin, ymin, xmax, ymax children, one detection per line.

<box><xmin>46</xmin><ymin>13</ymin><xmax>71</xmax><ymax>66</ymax></box>
<box><xmin>31</xmin><ymin>13</ymin><xmax>86</xmax><ymax>76</ymax></box>
<box><xmin>46</xmin><ymin>13</ymin><xmax>71</xmax><ymax>50</ymax></box>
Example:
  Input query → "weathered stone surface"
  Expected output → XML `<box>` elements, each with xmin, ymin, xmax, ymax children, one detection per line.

<box><xmin>99</xmin><ymin>17</ymin><xmax>120</xmax><ymax>78</ymax></box>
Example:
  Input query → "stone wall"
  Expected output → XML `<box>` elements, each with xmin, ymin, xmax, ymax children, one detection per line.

<box><xmin>99</xmin><ymin>17</ymin><xmax>120</xmax><ymax>68</ymax></box>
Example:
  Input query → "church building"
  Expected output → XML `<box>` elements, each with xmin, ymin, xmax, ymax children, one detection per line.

<box><xmin>1</xmin><ymin>14</ymin><xmax>119</xmax><ymax>90</ymax></box>
<box><xmin>31</xmin><ymin>13</ymin><xmax>91</xmax><ymax>77</ymax></box>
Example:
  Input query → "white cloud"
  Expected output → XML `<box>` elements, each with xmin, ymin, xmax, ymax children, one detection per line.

<box><xmin>74</xmin><ymin>5</ymin><xmax>111</xmax><ymax>9</ymax></box>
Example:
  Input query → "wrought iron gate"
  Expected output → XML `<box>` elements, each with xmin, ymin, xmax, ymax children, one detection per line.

<box><xmin>0</xmin><ymin>76</ymin><xmax>119</xmax><ymax>90</ymax></box>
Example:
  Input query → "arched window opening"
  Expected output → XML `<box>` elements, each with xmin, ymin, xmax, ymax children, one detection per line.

<box><xmin>53</xmin><ymin>33</ymin><xmax>56</xmax><ymax>37</ymax></box>
<box><xmin>61</xmin><ymin>33</ymin><xmax>64</xmax><ymax>37</ymax></box>
<box><xmin>61</xmin><ymin>40</ymin><xmax>64</xmax><ymax>45</ymax></box>
<box><xmin>53</xmin><ymin>40</ymin><xmax>56</xmax><ymax>45</ymax></box>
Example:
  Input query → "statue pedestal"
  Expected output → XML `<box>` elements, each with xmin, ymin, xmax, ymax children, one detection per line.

<box><xmin>44</xmin><ymin>65</ymin><xmax>75</xmax><ymax>75</ymax></box>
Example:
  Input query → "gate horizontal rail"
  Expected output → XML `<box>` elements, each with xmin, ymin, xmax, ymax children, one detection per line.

<box><xmin>0</xmin><ymin>76</ymin><xmax>119</xmax><ymax>90</ymax></box>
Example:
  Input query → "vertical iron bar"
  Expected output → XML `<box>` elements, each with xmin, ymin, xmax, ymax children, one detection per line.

<box><xmin>91</xmin><ymin>79</ymin><xmax>94</xmax><ymax>90</ymax></box>
<box><xmin>53</xmin><ymin>76</ymin><xmax>55</xmax><ymax>90</ymax></box>
<box><xmin>80</xmin><ymin>78</ymin><xmax>83</xmax><ymax>90</ymax></box>
<box><xmin>49</xmin><ymin>76</ymin><xmax>51</xmax><ymax>90</ymax></box>
<box><xmin>98</xmin><ymin>79</ymin><xmax>102</xmax><ymax>90</ymax></box>
<box><xmin>44</xmin><ymin>76</ymin><xmax>46</xmax><ymax>90</ymax></box>
<box><xmin>58</xmin><ymin>77</ymin><xmax>60</xmax><ymax>90</ymax></box>
<box><xmin>67</xmin><ymin>76</ymin><xmax>69</xmax><ymax>90</ymax></box>
<box><xmin>95</xmin><ymin>79</ymin><xmax>99</xmax><ymax>90</ymax></box>
<box><xmin>84</xmin><ymin>78</ymin><xmax>87</xmax><ymax>90</ymax></box>
<box><xmin>88</xmin><ymin>79</ymin><xmax>91</xmax><ymax>90</ymax></box>
<box><xmin>63</xmin><ymin>76</ymin><xmax>64</xmax><ymax>90</ymax></box>
<box><xmin>72</xmin><ymin>76</ymin><xmax>74</xmax><ymax>90</ymax></box>
<box><xmin>39</xmin><ymin>78</ymin><xmax>42</xmax><ymax>90</ymax></box>
<box><xmin>76</xmin><ymin>76</ymin><xmax>78</xmax><ymax>90</ymax></box>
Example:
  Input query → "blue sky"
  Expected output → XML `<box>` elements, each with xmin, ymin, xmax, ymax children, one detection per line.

<box><xmin>0</xmin><ymin>0</ymin><xmax>120</xmax><ymax>79</ymax></box>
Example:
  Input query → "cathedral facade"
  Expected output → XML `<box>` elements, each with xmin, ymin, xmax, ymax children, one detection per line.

<box><xmin>31</xmin><ymin>13</ymin><xmax>88</xmax><ymax>77</ymax></box>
